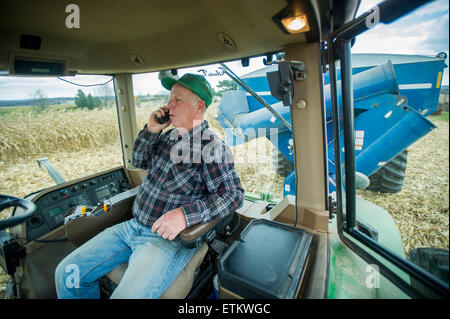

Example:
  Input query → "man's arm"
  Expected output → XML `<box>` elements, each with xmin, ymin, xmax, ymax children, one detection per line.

<box><xmin>152</xmin><ymin>161</ymin><xmax>244</xmax><ymax>240</ymax></box>
<box><xmin>152</xmin><ymin>142</ymin><xmax>244</xmax><ymax>240</ymax></box>
<box><xmin>132</xmin><ymin>106</ymin><xmax>171</xmax><ymax>170</ymax></box>
<box><xmin>182</xmin><ymin>160</ymin><xmax>245</xmax><ymax>227</ymax></box>
<box><xmin>132</xmin><ymin>126</ymin><xmax>160</xmax><ymax>170</ymax></box>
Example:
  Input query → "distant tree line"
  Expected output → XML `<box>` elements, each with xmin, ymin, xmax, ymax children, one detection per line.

<box><xmin>24</xmin><ymin>80</ymin><xmax>237</xmax><ymax>113</ymax></box>
<box><xmin>74</xmin><ymin>85</ymin><xmax>114</xmax><ymax>109</ymax></box>
<box><xmin>22</xmin><ymin>84</ymin><xmax>114</xmax><ymax>113</ymax></box>
<box><xmin>74</xmin><ymin>89</ymin><xmax>101</xmax><ymax>109</ymax></box>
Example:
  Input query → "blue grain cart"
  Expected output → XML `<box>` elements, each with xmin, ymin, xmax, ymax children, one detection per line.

<box><xmin>217</xmin><ymin>53</ymin><xmax>447</xmax><ymax>197</ymax></box>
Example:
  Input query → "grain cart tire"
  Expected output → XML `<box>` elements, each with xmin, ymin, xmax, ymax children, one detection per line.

<box><xmin>271</xmin><ymin>147</ymin><xmax>294</xmax><ymax>177</ymax></box>
<box><xmin>367</xmin><ymin>150</ymin><xmax>408</xmax><ymax>194</ymax></box>
<box><xmin>408</xmin><ymin>247</ymin><xmax>449</xmax><ymax>297</ymax></box>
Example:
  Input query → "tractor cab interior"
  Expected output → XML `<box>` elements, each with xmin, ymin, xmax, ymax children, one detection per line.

<box><xmin>2</xmin><ymin>164</ymin><xmax>324</xmax><ymax>299</ymax></box>
<box><xmin>1</xmin><ymin>0</ymin><xmax>346</xmax><ymax>299</ymax></box>
<box><xmin>1</xmin><ymin>167</ymin><xmax>239</xmax><ymax>299</ymax></box>
<box><xmin>1</xmin><ymin>0</ymin><xmax>447</xmax><ymax>300</ymax></box>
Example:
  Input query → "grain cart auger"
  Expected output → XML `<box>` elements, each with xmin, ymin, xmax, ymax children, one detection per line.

<box><xmin>218</xmin><ymin>53</ymin><xmax>446</xmax><ymax>197</ymax></box>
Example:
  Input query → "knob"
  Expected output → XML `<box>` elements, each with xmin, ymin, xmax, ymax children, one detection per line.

<box><xmin>60</xmin><ymin>189</ymin><xmax>69</xmax><ymax>198</ymax></box>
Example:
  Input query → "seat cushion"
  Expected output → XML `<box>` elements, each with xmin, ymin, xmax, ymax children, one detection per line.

<box><xmin>105</xmin><ymin>242</ymin><xmax>209</xmax><ymax>298</ymax></box>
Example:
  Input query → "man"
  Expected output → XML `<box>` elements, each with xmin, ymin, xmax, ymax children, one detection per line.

<box><xmin>55</xmin><ymin>73</ymin><xmax>244</xmax><ymax>298</ymax></box>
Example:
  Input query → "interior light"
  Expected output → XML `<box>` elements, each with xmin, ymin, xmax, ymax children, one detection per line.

<box><xmin>272</xmin><ymin>1</ymin><xmax>311</xmax><ymax>35</ymax></box>
<box><xmin>287</xmin><ymin>18</ymin><xmax>305</xmax><ymax>30</ymax></box>
<box><xmin>282</xmin><ymin>14</ymin><xmax>309</xmax><ymax>32</ymax></box>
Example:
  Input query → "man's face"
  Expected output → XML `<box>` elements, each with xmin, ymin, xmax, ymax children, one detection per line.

<box><xmin>167</xmin><ymin>83</ymin><xmax>202</xmax><ymax>130</ymax></box>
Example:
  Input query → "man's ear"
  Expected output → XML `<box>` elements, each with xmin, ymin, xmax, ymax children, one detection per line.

<box><xmin>196</xmin><ymin>99</ymin><xmax>206</xmax><ymax>114</ymax></box>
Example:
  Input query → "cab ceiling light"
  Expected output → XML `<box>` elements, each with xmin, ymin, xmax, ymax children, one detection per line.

<box><xmin>282</xmin><ymin>14</ymin><xmax>309</xmax><ymax>32</ymax></box>
<box><xmin>273</xmin><ymin>0</ymin><xmax>310</xmax><ymax>34</ymax></box>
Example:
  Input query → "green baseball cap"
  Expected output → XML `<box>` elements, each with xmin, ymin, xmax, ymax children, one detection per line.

<box><xmin>161</xmin><ymin>73</ymin><xmax>213</xmax><ymax>107</ymax></box>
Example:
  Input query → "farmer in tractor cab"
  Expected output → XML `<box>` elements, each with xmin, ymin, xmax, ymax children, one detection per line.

<box><xmin>55</xmin><ymin>74</ymin><xmax>244</xmax><ymax>298</ymax></box>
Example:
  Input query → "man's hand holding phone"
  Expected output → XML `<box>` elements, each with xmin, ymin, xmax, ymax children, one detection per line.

<box><xmin>147</xmin><ymin>106</ymin><xmax>171</xmax><ymax>133</ymax></box>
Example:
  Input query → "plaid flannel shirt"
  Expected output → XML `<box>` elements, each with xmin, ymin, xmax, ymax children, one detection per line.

<box><xmin>131</xmin><ymin>120</ymin><xmax>244</xmax><ymax>228</ymax></box>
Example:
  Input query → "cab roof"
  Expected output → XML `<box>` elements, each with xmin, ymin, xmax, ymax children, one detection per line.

<box><xmin>0</xmin><ymin>0</ymin><xmax>360</xmax><ymax>75</ymax></box>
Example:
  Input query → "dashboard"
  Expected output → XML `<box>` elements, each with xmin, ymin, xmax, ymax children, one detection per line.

<box><xmin>24</xmin><ymin>168</ymin><xmax>132</xmax><ymax>242</ymax></box>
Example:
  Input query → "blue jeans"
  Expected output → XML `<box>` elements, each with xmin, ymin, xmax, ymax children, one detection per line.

<box><xmin>55</xmin><ymin>218</ymin><xmax>197</xmax><ymax>299</ymax></box>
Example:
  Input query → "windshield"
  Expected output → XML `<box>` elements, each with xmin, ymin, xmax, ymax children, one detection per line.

<box><xmin>0</xmin><ymin>74</ymin><xmax>122</xmax><ymax>204</ymax></box>
<box><xmin>131</xmin><ymin>57</ymin><xmax>287</xmax><ymax>202</ymax></box>
<box><xmin>0</xmin><ymin>56</ymin><xmax>288</xmax><ymax>213</ymax></box>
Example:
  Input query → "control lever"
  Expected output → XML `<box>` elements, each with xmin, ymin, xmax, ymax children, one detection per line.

<box><xmin>63</xmin><ymin>187</ymin><xmax>139</xmax><ymax>247</ymax></box>
<box><xmin>64</xmin><ymin>203</ymin><xmax>107</xmax><ymax>224</ymax></box>
<box><xmin>156</xmin><ymin>110</ymin><xmax>170</xmax><ymax>124</ymax></box>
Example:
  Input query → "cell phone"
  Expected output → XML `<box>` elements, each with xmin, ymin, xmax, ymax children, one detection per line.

<box><xmin>156</xmin><ymin>110</ymin><xmax>170</xmax><ymax>124</ymax></box>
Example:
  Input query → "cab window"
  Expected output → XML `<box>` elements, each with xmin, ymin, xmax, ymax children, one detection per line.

<box><xmin>0</xmin><ymin>75</ymin><xmax>121</xmax><ymax>201</ymax></box>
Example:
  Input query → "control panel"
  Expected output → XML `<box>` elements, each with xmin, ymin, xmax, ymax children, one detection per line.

<box><xmin>25</xmin><ymin>168</ymin><xmax>131</xmax><ymax>242</ymax></box>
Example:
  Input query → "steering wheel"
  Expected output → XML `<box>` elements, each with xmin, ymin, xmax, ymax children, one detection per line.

<box><xmin>0</xmin><ymin>194</ymin><xmax>37</xmax><ymax>230</ymax></box>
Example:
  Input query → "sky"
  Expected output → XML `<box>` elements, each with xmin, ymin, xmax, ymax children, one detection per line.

<box><xmin>0</xmin><ymin>0</ymin><xmax>448</xmax><ymax>101</ymax></box>
<box><xmin>353</xmin><ymin>0</ymin><xmax>449</xmax><ymax>62</ymax></box>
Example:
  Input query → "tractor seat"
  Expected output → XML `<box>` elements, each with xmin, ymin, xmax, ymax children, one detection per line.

<box><xmin>104</xmin><ymin>214</ymin><xmax>234</xmax><ymax>298</ymax></box>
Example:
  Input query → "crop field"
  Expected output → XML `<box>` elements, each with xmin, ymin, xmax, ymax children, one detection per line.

<box><xmin>0</xmin><ymin>100</ymin><xmax>285</xmax><ymax>199</ymax></box>
<box><xmin>357</xmin><ymin>115</ymin><xmax>449</xmax><ymax>253</ymax></box>
<box><xmin>0</xmin><ymin>101</ymin><xmax>448</xmax><ymax>296</ymax></box>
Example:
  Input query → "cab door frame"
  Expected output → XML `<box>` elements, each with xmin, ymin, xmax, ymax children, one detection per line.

<box><xmin>327</xmin><ymin>0</ymin><xmax>449</xmax><ymax>298</ymax></box>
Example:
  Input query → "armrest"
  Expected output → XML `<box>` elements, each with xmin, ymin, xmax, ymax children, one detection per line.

<box><xmin>178</xmin><ymin>213</ymin><xmax>235</xmax><ymax>249</ymax></box>
<box><xmin>179</xmin><ymin>219</ymin><xmax>220</xmax><ymax>242</ymax></box>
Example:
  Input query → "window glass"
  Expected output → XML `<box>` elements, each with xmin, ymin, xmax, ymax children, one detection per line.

<box><xmin>338</xmin><ymin>0</ymin><xmax>449</xmax><ymax>297</ymax></box>
<box><xmin>131</xmin><ymin>57</ymin><xmax>287</xmax><ymax>201</ymax></box>
<box><xmin>0</xmin><ymin>75</ymin><xmax>122</xmax><ymax>202</ymax></box>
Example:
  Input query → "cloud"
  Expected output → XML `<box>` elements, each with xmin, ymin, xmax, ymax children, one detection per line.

<box><xmin>412</xmin><ymin>0</ymin><xmax>449</xmax><ymax>17</ymax></box>
<box><xmin>0</xmin><ymin>75</ymin><xmax>113</xmax><ymax>100</ymax></box>
<box><xmin>1</xmin><ymin>0</ymin><xmax>448</xmax><ymax>100</ymax></box>
<box><xmin>352</xmin><ymin>0</ymin><xmax>449</xmax><ymax>84</ymax></box>
<box><xmin>0</xmin><ymin>58</ymin><xmax>268</xmax><ymax>100</ymax></box>
<box><xmin>355</xmin><ymin>2</ymin><xmax>448</xmax><ymax>52</ymax></box>
<box><xmin>357</xmin><ymin>0</ymin><xmax>449</xmax><ymax>18</ymax></box>
<box><xmin>131</xmin><ymin>57</ymin><xmax>267</xmax><ymax>96</ymax></box>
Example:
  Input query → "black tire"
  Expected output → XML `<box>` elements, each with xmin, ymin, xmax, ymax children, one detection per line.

<box><xmin>367</xmin><ymin>150</ymin><xmax>408</xmax><ymax>194</ymax></box>
<box><xmin>408</xmin><ymin>247</ymin><xmax>449</xmax><ymax>297</ymax></box>
<box><xmin>271</xmin><ymin>147</ymin><xmax>294</xmax><ymax>177</ymax></box>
